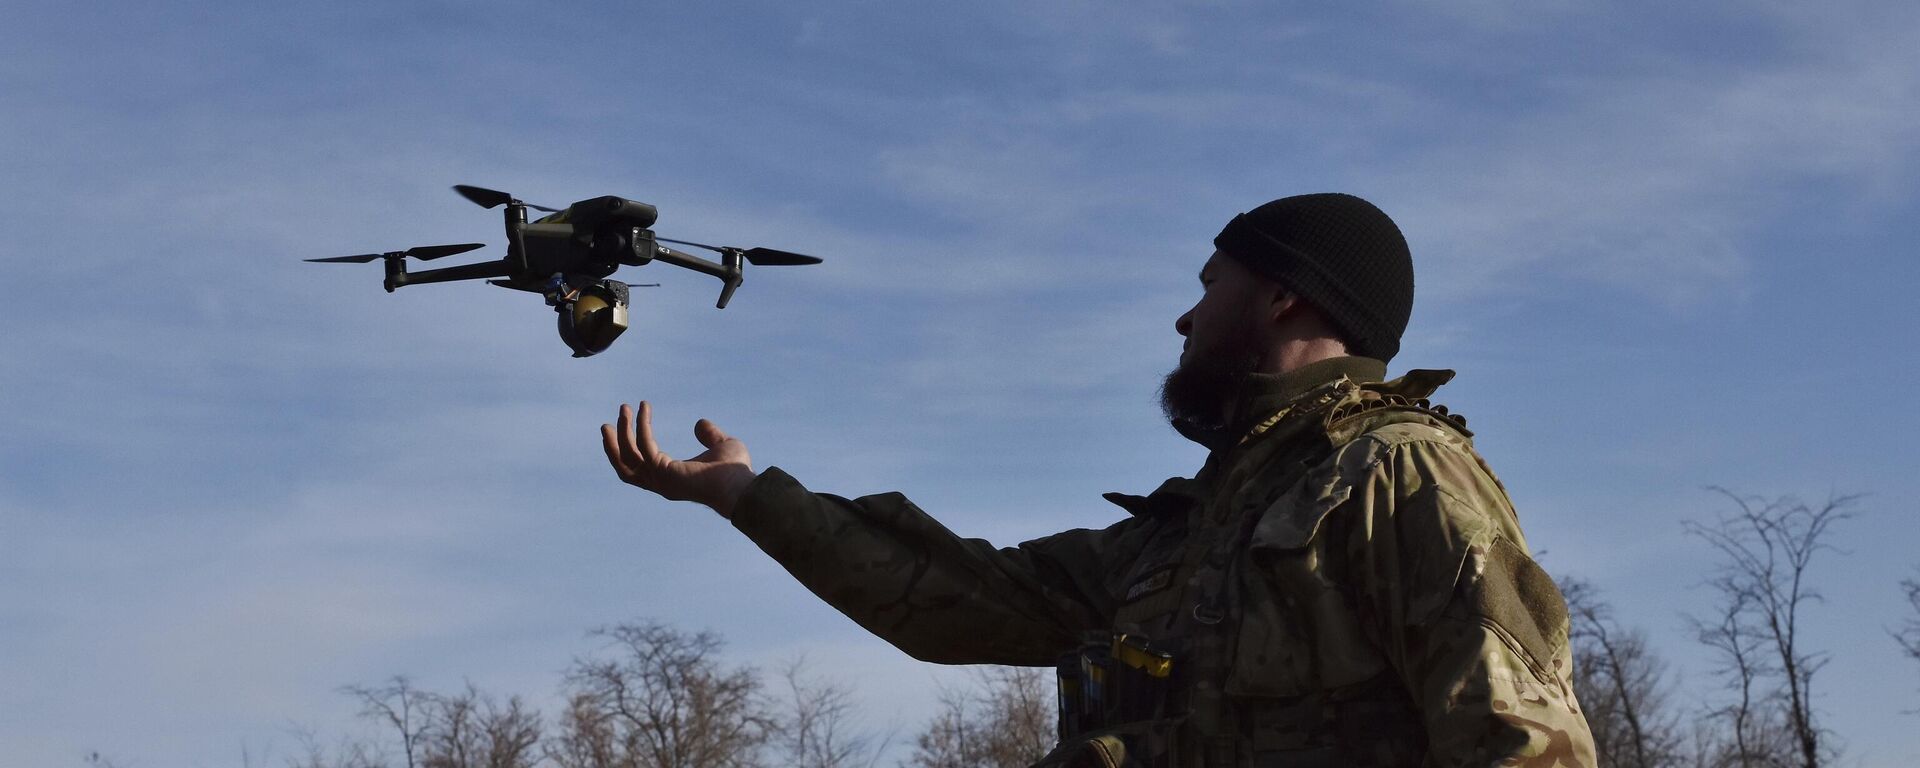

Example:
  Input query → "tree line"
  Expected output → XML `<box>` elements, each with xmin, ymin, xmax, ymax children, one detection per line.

<box><xmin>241</xmin><ymin>621</ymin><xmax>1053</xmax><ymax>768</ymax></box>
<box><xmin>88</xmin><ymin>489</ymin><xmax>1916</xmax><ymax>768</ymax></box>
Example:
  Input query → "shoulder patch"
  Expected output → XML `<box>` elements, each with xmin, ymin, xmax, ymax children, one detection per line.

<box><xmin>1461</xmin><ymin>535</ymin><xmax>1570</xmax><ymax>685</ymax></box>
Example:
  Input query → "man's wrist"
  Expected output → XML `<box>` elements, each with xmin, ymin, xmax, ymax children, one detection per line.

<box><xmin>708</xmin><ymin>464</ymin><xmax>759</xmax><ymax>520</ymax></box>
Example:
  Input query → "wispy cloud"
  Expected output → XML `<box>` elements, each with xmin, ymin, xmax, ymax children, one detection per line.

<box><xmin>6</xmin><ymin>2</ymin><xmax>1919</xmax><ymax>765</ymax></box>
<box><xmin>1375</xmin><ymin>4</ymin><xmax>1918</xmax><ymax>305</ymax></box>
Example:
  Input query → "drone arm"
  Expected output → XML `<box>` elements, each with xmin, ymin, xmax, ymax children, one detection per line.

<box><xmin>653</xmin><ymin>245</ymin><xmax>746</xmax><ymax>308</ymax></box>
<box><xmin>650</xmin><ymin>245</ymin><xmax>727</xmax><ymax>278</ymax></box>
<box><xmin>715</xmin><ymin>274</ymin><xmax>742</xmax><ymax>309</ymax></box>
<box><xmin>387</xmin><ymin>259</ymin><xmax>516</xmax><ymax>290</ymax></box>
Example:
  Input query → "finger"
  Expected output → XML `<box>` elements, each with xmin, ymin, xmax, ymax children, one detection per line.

<box><xmin>694</xmin><ymin>418</ymin><xmax>730</xmax><ymax>449</ymax></box>
<box><xmin>616</xmin><ymin>403</ymin><xmax>644</xmax><ymax>469</ymax></box>
<box><xmin>636</xmin><ymin>400</ymin><xmax>664</xmax><ymax>467</ymax></box>
<box><xmin>620</xmin><ymin>403</ymin><xmax>651</xmax><ymax>472</ymax></box>
<box><xmin>600</xmin><ymin>423</ymin><xmax>632</xmax><ymax>476</ymax></box>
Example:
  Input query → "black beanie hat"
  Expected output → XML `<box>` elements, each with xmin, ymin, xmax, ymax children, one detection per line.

<box><xmin>1212</xmin><ymin>193</ymin><xmax>1414</xmax><ymax>363</ymax></box>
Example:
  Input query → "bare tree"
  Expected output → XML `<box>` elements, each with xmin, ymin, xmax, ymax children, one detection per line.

<box><xmin>284</xmin><ymin>723</ymin><xmax>387</xmax><ymax>768</ymax></box>
<box><xmin>1899</xmin><ymin>576</ymin><xmax>1920</xmax><ymax>661</ymax></box>
<box><xmin>341</xmin><ymin>677</ymin><xmax>542</xmax><ymax>768</ymax></box>
<box><xmin>907</xmin><ymin>666</ymin><xmax>1054</xmax><ymax>768</ymax></box>
<box><xmin>1562</xmin><ymin>578</ymin><xmax>1683</xmax><ymax>768</ymax></box>
<box><xmin>417</xmin><ymin>684</ymin><xmax>544</xmax><ymax>768</ymax></box>
<box><xmin>1687</xmin><ymin>588</ymin><xmax>1788</xmax><ymax>768</ymax></box>
<box><xmin>1684</xmin><ymin>489</ymin><xmax>1857</xmax><ymax>768</ymax></box>
<box><xmin>908</xmin><ymin>686</ymin><xmax>973</xmax><ymax>768</ymax></box>
<box><xmin>549</xmin><ymin>621</ymin><xmax>771</xmax><ymax>768</ymax></box>
<box><xmin>774</xmin><ymin>658</ymin><xmax>891</xmax><ymax>768</ymax></box>
<box><xmin>975</xmin><ymin>666</ymin><xmax>1055</xmax><ymax>764</ymax></box>
<box><xmin>344</xmin><ymin>677</ymin><xmax>433</xmax><ymax>768</ymax></box>
<box><xmin>548</xmin><ymin>693</ymin><xmax>606</xmax><ymax>768</ymax></box>
<box><xmin>1896</xmin><ymin>573</ymin><xmax>1920</xmax><ymax>707</ymax></box>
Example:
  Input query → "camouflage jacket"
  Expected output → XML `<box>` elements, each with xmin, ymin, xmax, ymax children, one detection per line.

<box><xmin>730</xmin><ymin>357</ymin><xmax>1595</xmax><ymax>767</ymax></box>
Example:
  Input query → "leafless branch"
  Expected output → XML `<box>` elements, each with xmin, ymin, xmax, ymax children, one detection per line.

<box><xmin>1893</xmin><ymin>572</ymin><xmax>1920</xmax><ymax>712</ymax></box>
<box><xmin>774</xmin><ymin>656</ymin><xmax>893</xmax><ymax>768</ymax></box>
<box><xmin>1563</xmin><ymin>577</ymin><xmax>1683</xmax><ymax>768</ymax></box>
<box><xmin>551</xmin><ymin>620</ymin><xmax>771</xmax><ymax>768</ymax></box>
<box><xmin>342</xmin><ymin>677</ymin><xmax>433</xmax><ymax>768</ymax></box>
<box><xmin>906</xmin><ymin>666</ymin><xmax>1054</xmax><ymax>768</ymax></box>
<box><xmin>1684</xmin><ymin>489</ymin><xmax>1858</xmax><ymax>768</ymax></box>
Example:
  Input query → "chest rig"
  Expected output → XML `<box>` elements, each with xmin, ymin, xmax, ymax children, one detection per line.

<box><xmin>1046</xmin><ymin>370</ymin><xmax>1465</xmax><ymax>768</ymax></box>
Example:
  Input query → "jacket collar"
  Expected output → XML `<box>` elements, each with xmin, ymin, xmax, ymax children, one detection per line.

<box><xmin>1171</xmin><ymin>356</ymin><xmax>1386</xmax><ymax>451</ymax></box>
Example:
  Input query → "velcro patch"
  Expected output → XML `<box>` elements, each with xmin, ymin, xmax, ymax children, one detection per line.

<box><xmin>1473</xmin><ymin>536</ymin><xmax>1569</xmax><ymax>679</ymax></box>
<box><xmin>1124</xmin><ymin>566</ymin><xmax>1176</xmax><ymax>603</ymax></box>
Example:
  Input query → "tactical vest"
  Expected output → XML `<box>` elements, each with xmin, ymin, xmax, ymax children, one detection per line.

<box><xmin>1039</xmin><ymin>371</ymin><xmax>1471</xmax><ymax>768</ymax></box>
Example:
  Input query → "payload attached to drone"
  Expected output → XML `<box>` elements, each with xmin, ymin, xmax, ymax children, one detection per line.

<box><xmin>306</xmin><ymin>184</ymin><xmax>822</xmax><ymax>357</ymax></box>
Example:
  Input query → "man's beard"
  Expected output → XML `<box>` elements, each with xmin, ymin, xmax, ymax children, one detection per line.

<box><xmin>1159</xmin><ymin>335</ymin><xmax>1261</xmax><ymax>433</ymax></box>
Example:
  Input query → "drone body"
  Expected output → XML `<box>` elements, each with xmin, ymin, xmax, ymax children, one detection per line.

<box><xmin>307</xmin><ymin>185</ymin><xmax>822</xmax><ymax>356</ymax></box>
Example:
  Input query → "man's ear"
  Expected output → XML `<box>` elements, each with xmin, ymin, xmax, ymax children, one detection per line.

<box><xmin>1267</xmin><ymin>287</ymin><xmax>1299</xmax><ymax>325</ymax></box>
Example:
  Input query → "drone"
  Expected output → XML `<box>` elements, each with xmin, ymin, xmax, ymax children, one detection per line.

<box><xmin>306</xmin><ymin>184</ymin><xmax>822</xmax><ymax>357</ymax></box>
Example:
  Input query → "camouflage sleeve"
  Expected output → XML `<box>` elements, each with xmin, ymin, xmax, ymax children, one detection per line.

<box><xmin>1336</xmin><ymin>424</ymin><xmax>1597</xmax><ymax>768</ymax></box>
<box><xmin>728</xmin><ymin>466</ymin><xmax>1145</xmax><ymax>666</ymax></box>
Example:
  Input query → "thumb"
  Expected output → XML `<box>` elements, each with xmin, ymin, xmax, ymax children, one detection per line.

<box><xmin>693</xmin><ymin>418</ymin><xmax>732</xmax><ymax>449</ymax></box>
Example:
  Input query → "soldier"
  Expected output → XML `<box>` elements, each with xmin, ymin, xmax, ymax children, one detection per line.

<box><xmin>601</xmin><ymin>193</ymin><xmax>1596</xmax><ymax>767</ymax></box>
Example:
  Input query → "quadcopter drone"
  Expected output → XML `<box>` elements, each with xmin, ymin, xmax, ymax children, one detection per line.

<box><xmin>306</xmin><ymin>184</ymin><xmax>822</xmax><ymax>357</ymax></box>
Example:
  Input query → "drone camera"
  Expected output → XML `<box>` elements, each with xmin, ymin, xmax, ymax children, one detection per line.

<box><xmin>557</xmin><ymin>279</ymin><xmax>631</xmax><ymax>358</ymax></box>
<box><xmin>592</xmin><ymin>226</ymin><xmax>657</xmax><ymax>268</ymax></box>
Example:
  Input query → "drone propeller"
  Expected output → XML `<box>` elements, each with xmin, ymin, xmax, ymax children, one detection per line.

<box><xmin>305</xmin><ymin>242</ymin><xmax>486</xmax><ymax>263</ymax></box>
<box><xmin>740</xmin><ymin>247</ymin><xmax>825</xmax><ymax>266</ymax></box>
<box><xmin>452</xmin><ymin>184</ymin><xmax>561</xmax><ymax>213</ymax></box>
<box><xmin>655</xmin><ymin>237</ymin><xmax>824</xmax><ymax>266</ymax></box>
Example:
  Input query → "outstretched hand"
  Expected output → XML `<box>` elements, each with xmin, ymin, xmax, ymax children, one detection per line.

<box><xmin>601</xmin><ymin>401</ymin><xmax>757</xmax><ymax>518</ymax></box>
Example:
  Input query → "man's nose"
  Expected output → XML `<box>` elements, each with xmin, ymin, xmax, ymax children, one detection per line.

<box><xmin>1175</xmin><ymin>309</ymin><xmax>1192</xmax><ymax>337</ymax></box>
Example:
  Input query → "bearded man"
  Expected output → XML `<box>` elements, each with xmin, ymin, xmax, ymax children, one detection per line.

<box><xmin>601</xmin><ymin>193</ymin><xmax>1597</xmax><ymax>767</ymax></box>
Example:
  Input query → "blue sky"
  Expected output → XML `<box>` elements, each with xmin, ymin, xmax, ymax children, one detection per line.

<box><xmin>4</xmin><ymin>1</ymin><xmax>1918</xmax><ymax>765</ymax></box>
